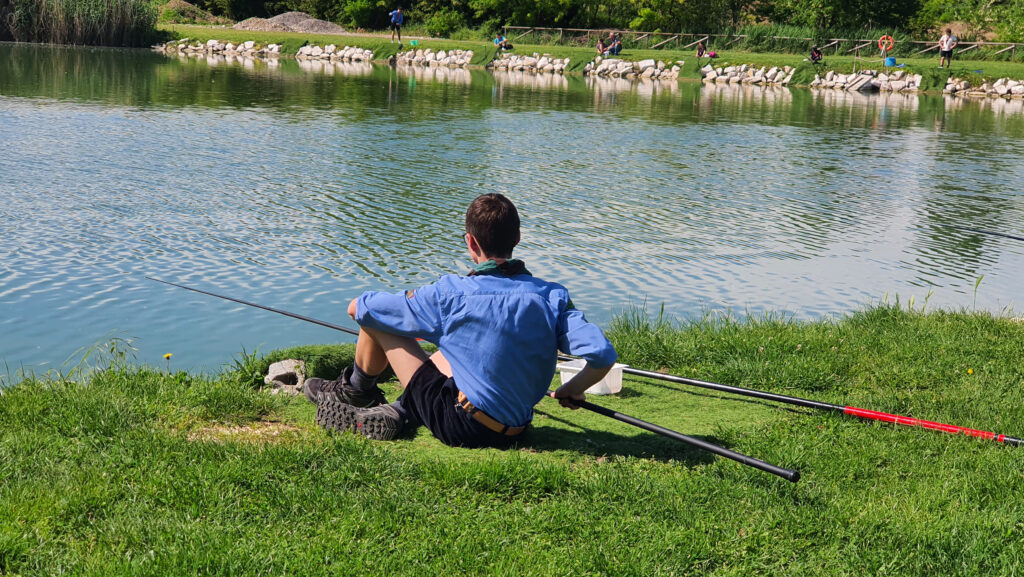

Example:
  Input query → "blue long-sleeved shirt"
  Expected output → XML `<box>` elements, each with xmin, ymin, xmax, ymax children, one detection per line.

<box><xmin>356</xmin><ymin>272</ymin><xmax>617</xmax><ymax>427</ymax></box>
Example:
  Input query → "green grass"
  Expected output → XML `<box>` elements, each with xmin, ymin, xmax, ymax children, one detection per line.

<box><xmin>159</xmin><ymin>25</ymin><xmax>1024</xmax><ymax>87</ymax></box>
<box><xmin>2</xmin><ymin>305</ymin><xmax>1023</xmax><ymax>575</ymax></box>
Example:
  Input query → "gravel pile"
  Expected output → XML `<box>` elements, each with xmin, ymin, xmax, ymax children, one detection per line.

<box><xmin>233</xmin><ymin>11</ymin><xmax>346</xmax><ymax>34</ymax></box>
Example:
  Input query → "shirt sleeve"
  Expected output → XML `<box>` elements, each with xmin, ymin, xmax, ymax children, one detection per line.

<box><xmin>557</xmin><ymin>304</ymin><xmax>618</xmax><ymax>368</ymax></box>
<box><xmin>355</xmin><ymin>282</ymin><xmax>444</xmax><ymax>342</ymax></box>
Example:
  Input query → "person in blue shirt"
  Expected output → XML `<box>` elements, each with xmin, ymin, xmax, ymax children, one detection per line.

<box><xmin>493</xmin><ymin>34</ymin><xmax>512</xmax><ymax>50</ymax></box>
<box><xmin>304</xmin><ymin>193</ymin><xmax>618</xmax><ymax>448</ymax></box>
<box><xmin>388</xmin><ymin>7</ymin><xmax>404</xmax><ymax>45</ymax></box>
<box><xmin>607</xmin><ymin>33</ymin><xmax>622</xmax><ymax>56</ymax></box>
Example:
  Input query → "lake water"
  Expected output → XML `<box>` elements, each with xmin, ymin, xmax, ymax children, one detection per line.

<box><xmin>2</xmin><ymin>43</ymin><xmax>1023</xmax><ymax>376</ymax></box>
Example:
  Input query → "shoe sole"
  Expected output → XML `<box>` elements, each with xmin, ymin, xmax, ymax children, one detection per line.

<box><xmin>316</xmin><ymin>401</ymin><xmax>402</xmax><ymax>440</ymax></box>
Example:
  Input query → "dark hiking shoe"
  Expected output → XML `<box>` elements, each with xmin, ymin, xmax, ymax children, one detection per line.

<box><xmin>303</xmin><ymin>366</ymin><xmax>387</xmax><ymax>408</ymax></box>
<box><xmin>316</xmin><ymin>401</ymin><xmax>405</xmax><ymax>441</ymax></box>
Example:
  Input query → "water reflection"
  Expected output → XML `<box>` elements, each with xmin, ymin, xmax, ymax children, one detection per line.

<box><xmin>395</xmin><ymin>63</ymin><xmax>472</xmax><ymax>85</ymax></box>
<box><xmin>2</xmin><ymin>42</ymin><xmax>1024</xmax><ymax>374</ymax></box>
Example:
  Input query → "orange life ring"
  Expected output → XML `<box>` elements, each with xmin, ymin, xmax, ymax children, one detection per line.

<box><xmin>878</xmin><ymin>35</ymin><xmax>895</xmax><ymax>52</ymax></box>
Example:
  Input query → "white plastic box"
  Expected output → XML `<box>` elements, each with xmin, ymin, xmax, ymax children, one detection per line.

<box><xmin>556</xmin><ymin>359</ymin><xmax>628</xmax><ymax>395</ymax></box>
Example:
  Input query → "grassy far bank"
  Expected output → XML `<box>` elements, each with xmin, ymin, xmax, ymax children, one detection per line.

<box><xmin>162</xmin><ymin>24</ymin><xmax>1024</xmax><ymax>86</ymax></box>
<box><xmin>2</xmin><ymin>305</ymin><xmax>1023</xmax><ymax>575</ymax></box>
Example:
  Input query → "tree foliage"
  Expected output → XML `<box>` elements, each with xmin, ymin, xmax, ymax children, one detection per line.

<box><xmin>187</xmin><ymin>0</ymin><xmax>1020</xmax><ymax>42</ymax></box>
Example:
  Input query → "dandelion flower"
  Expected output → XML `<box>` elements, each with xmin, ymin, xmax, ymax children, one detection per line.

<box><xmin>968</xmin><ymin>368</ymin><xmax>973</xmax><ymax>375</ymax></box>
<box><xmin>164</xmin><ymin>353</ymin><xmax>173</xmax><ymax>360</ymax></box>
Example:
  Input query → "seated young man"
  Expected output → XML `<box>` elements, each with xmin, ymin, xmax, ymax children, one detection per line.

<box><xmin>809</xmin><ymin>45</ymin><xmax>823</xmax><ymax>64</ymax></box>
<box><xmin>305</xmin><ymin>193</ymin><xmax>618</xmax><ymax>449</ymax></box>
<box><xmin>607</xmin><ymin>34</ymin><xmax>622</xmax><ymax>56</ymax></box>
<box><xmin>494</xmin><ymin>34</ymin><xmax>512</xmax><ymax>50</ymax></box>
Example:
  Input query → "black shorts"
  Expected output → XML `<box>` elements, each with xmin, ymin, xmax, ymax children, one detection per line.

<box><xmin>397</xmin><ymin>360</ymin><xmax>526</xmax><ymax>449</ymax></box>
<box><xmin>940</xmin><ymin>49</ymin><xmax>953</xmax><ymax>59</ymax></box>
<box><xmin>390</xmin><ymin>22</ymin><xmax>401</xmax><ymax>31</ymax></box>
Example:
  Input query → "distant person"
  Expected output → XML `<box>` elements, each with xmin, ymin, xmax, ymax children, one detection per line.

<box><xmin>938</xmin><ymin>28</ymin><xmax>957</xmax><ymax>68</ymax></box>
<box><xmin>607</xmin><ymin>33</ymin><xmax>622</xmax><ymax>56</ymax></box>
<box><xmin>596</xmin><ymin>37</ymin><xmax>607</xmax><ymax>56</ymax></box>
<box><xmin>389</xmin><ymin>7</ymin><xmax>404</xmax><ymax>45</ymax></box>
<box><xmin>809</xmin><ymin>44</ymin><xmax>823</xmax><ymax>64</ymax></box>
<box><xmin>696</xmin><ymin>41</ymin><xmax>706</xmax><ymax>58</ymax></box>
<box><xmin>493</xmin><ymin>34</ymin><xmax>512</xmax><ymax>50</ymax></box>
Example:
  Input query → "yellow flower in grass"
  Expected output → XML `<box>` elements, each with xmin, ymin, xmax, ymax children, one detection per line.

<box><xmin>163</xmin><ymin>353</ymin><xmax>173</xmax><ymax>360</ymax></box>
<box><xmin>968</xmin><ymin>368</ymin><xmax>974</xmax><ymax>375</ymax></box>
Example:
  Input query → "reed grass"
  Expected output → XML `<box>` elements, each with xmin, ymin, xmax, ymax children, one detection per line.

<box><xmin>1</xmin><ymin>0</ymin><xmax>157</xmax><ymax>46</ymax></box>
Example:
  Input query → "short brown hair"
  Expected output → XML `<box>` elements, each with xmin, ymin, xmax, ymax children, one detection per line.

<box><xmin>465</xmin><ymin>193</ymin><xmax>520</xmax><ymax>258</ymax></box>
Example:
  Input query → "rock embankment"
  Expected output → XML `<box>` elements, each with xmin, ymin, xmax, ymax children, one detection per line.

<box><xmin>810</xmin><ymin>70</ymin><xmax>923</xmax><ymax>92</ymax></box>
<box><xmin>156</xmin><ymin>38</ymin><xmax>283</xmax><ymax>58</ymax></box>
<box><xmin>296</xmin><ymin>44</ymin><xmax>373</xmax><ymax>61</ymax></box>
<box><xmin>394</xmin><ymin>48</ymin><xmax>474</xmax><ymax>68</ymax></box>
<box><xmin>488</xmin><ymin>53</ymin><xmax>570</xmax><ymax>74</ymax></box>
<box><xmin>585</xmin><ymin>57</ymin><xmax>680</xmax><ymax>80</ymax></box>
<box><xmin>701</xmin><ymin>64</ymin><xmax>793</xmax><ymax>86</ymax></box>
<box><xmin>945</xmin><ymin>76</ymin><xmax>1024</xmax><ymax>98</ymax></box>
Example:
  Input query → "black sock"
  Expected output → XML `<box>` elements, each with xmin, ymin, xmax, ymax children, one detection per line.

<box><xmin>390</xmin><ymin>400</ymin><xmax>408</xmax><ymax>421</ymax></box>
<box><xmin>349</xmin><ymin>363</ymin><xmax>378</xmax><ymax>391</ymax></box>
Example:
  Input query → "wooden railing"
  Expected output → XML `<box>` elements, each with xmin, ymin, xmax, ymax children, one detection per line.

<box><xmin>500</xmin><ymin>26</ymin><xmax>1021</xmax><ymax>59</ymax></box>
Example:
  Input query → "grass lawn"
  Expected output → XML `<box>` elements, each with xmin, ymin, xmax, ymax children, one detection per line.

<box><xmin>161</xmin><ymin>24</ymin><xmax>1024</xmax><ymax>86</ymax></box>
<box><xmin>2</xmin><ymin>305</ymin><xmax>1023</xmax><ymax>575</ymax></box>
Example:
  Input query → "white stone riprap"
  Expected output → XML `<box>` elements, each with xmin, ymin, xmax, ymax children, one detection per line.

<box><xmin>944</xmin><ymin>76</ymin><xmax>1024</xmax><ymax>98</ymax></box>
<box><xmin>156</xmin><ymin>38</ymin><xmax>283</xmax><ymax>59</ymax></box>
<box><xmin>699</xmin><ymin>63</ymin><xmax>793</xmax><ymax>86</ymax></box>
<box><xmin>394</xmin><ymin>48</ymin><xmax>474</xmax><ymax>68</ymax></box>
<box><xmin>585</xmin><ymin>57</ymin><xmax>679</xmax><ymax>80</ymax></box>
<box><xmin>808</xmin><ymin>69</ymin><xmax>922</xmax><ymax>93</ymax></box>
<box><xmin>488</xmin><ymin>53</ymin><xmax>570</xmax><ymax>74</ymax></box>
<box><xmin>297</xmin><ymin>44</ymin><xmax>373</xmax><ymax>62</ymax></box>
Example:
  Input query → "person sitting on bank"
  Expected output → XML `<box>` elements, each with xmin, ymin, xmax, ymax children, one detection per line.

<box><xmin>607</xmin><ymin>33</ymin><xmax>622</xmax><ymax>56</ymax></box>
<box><xmin>596</xmin><ymin>37</ymin><xmax>607</xmax><ymax>56</ymax></box>
<box><xmin>493</xmin><ymin>34</ymin><xmax>512</xmax><ymax>51</ymax></box>
<box><xmin>696</xmin><ymin>41</ymin><xmax>707</xmax><ymax>58</ymax></box>
<box><xmin>809</xmin><ymin>45</ymin><xmax>823</xmax><ymax>64</ymax></box>
<box><xmin>303</xmin><ymin>193</ymin><xmax>618</xmax><ymax>448</ymax></box>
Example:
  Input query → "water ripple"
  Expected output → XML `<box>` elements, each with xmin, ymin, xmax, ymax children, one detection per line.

<box><xmin>2</xmin><ymin>44</ymin><xmax>1024</xmax><ymax>374</ymax></box>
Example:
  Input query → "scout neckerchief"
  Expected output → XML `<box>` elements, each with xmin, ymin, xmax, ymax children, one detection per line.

<box><xmin>467</xmin><ymin>259</ymin><xmax>531</xmax><ymax>277</ymax></box>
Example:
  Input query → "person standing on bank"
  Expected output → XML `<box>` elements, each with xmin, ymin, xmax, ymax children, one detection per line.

<box><xmin>389</xmin><ymin>7</ymin><xmax>404</xmax><ymax>45</ymax></box>
<box><xmin>304</xmin><ymin>193</ymin><xmax>618</xmax><ymax>448</ymax></box>
<box><xmin>939</xmin><ymin>28</ymin><xmax>958</xmax><ymax>68</ymax></box>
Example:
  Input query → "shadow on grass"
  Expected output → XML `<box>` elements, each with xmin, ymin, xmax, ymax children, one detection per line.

<box><xmin>522</xmin><ymin>407</ymin><xmax>718</xmax><ymax>467</ymax></box>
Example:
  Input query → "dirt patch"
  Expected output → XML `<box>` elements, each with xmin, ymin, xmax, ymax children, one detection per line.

<box><xmin>187</xmin><ymin>420</ymin><xmax>303</xmax><ymax>444</ymax></box>
<box><xmin>234</xmin><ymin>11</ymin><xmax>346</xmax><ymax>35</ymax></box>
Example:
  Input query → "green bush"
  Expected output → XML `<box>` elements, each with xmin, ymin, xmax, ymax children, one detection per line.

<box><xmin>425</xmin><ymin>8</ymin><xmax>467</xmax><ymax>38</ymax></box>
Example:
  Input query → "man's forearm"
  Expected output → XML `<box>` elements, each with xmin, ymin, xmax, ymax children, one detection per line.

<box><xmin>557</xmin><ymin>363</ymin><xmax>612</xmax><ymax>397</ymax></box>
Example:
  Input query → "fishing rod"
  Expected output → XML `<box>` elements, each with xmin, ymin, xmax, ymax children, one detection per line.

<box><xmin>932</xmin><ymin>224</ymin><xmax>1024</xmax><ymax>243</ymax></box>
<box><xmin>148</xmin><ymin>277</ymin><xmax>800</xmax><ymax>482</ymax></box>
<box><xmin>561</xmin><ymin>356</ymin><xmax>1022</xmax><ymax>447</ymax></box>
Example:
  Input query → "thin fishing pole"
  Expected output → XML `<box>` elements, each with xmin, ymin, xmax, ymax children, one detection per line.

<box><xmin>146</xmin><ymin>277</ymin><xmax>359</xmax><ymax>337</ymax></box>
<box><xmin>563</xmin><ymin>355</ymin><xmax>1023</xmax><ymax>447</ymax></box>
<box><xmin>149</xmin><ymin>277</ymin><xmax>800</xmax><ymax>480</ymax></box>
<box><xmin>932</xmin><ymin>224</ymin><xmax>1024</xmax><ymax>243</ymax></box>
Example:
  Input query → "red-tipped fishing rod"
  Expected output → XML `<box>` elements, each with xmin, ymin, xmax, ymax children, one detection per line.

<box><xmin>149</xmin><ymin>277</ymin><xmax>800</xmax><ymax>482</ymax></box>
<box><xmin>562</xmin><ymin>356</ymin><xmax>1023</xmax><ymax>447</ymax></box>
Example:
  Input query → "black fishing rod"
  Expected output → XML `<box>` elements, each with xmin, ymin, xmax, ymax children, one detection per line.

<box><xmin>932</xmin><ymin>224</ymin><xmax>1024</xmax><ymax>243</ymax></box>
<box><xmin>559</xmin><ymin>356</ymin><xmax>1022</xmax><ymax>447</ymax></box>
<box><xmin>148</xmin><ymin>277</ymin><xmax>800</xmax><ymax>482</ymax></box>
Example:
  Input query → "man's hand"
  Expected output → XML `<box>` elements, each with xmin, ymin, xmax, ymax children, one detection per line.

<box><xmin>550</xmin><ymin>387</ymin><xmax>585</xmax><ymax>410</ymax></box>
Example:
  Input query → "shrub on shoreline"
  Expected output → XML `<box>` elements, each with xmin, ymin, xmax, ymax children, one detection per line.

<box><xmin>0</xmin><ymin>0</ymin><xmax>158</xmax><ymax>46</ymax></box>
